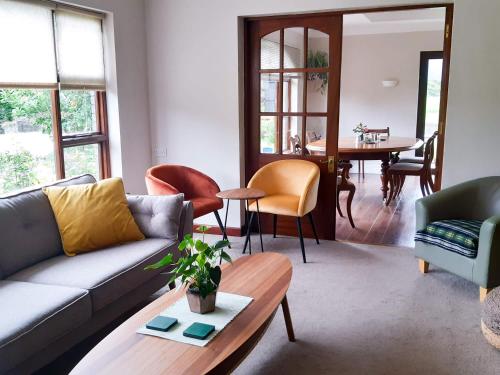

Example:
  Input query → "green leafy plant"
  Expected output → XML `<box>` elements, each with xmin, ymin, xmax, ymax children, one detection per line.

<box><xmin>307</xmin><ymin>50</ymin><xmax>329</xmax><ymax>95</ymax></box>
<box><xmin>353</xmin><ymin>122</ymin><xmax>367</xmax><ymax>135</ymax></box>
<box><xmin>145</xmin><ymin>226</ymin><xmax>231</xmax><ymax>298</ymax></box>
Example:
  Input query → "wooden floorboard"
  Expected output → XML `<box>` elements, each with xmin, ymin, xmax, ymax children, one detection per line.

<box><xmin>336</xmin><ymin>173</ymin><xmax>421</xmax><ymax>248</ymax></box>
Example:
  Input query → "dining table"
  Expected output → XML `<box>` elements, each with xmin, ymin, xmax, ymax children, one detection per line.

<box><xmin>307</xmin><ymin>136</ymin><xmax>424</xmax><ymax>200</ymax></box>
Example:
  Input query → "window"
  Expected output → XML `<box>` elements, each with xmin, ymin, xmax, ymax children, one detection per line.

<box><xmin>0</xmin><ymin>0</ymin><xmax>110</xmax><ymax>195</ymax></box>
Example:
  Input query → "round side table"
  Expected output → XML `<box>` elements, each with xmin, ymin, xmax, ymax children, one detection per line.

<box><xmin>216</xmin><ymin>188</ymin><xmax>266</xmax><ymax>254</ymax></box>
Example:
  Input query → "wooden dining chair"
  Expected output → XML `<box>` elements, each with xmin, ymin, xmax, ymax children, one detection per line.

<box><xmin>358</xmin><ymin>127</ymin><xmax>390</xmax><ymax>178</ymax></box>
<box><xmin>337</xmin><ymin>161</ymin><xmax>356</xmax><ymax>228</ymax></box>
<box><xmin>385</xmin><ymin>131</ymin><xmax>437</xmax><ymax>205</ymax></box>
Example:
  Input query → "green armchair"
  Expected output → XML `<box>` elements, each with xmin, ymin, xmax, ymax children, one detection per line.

<box><xmin>415</xmin><ymin>176</ymin><xmax>500</xmax><ymax>301</ymax></box>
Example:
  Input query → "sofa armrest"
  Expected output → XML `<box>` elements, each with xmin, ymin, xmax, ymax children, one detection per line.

<box><xmin>415</xmin><ymin>180</ymin><xmax>478</xmax><ymax>231</ymax></box>
<box><xmin>473</xmin><ymin>215</ymin><xmax>500</xmax><ymax>288</ymax></box>
<box><xmin>178</xmin><ymin>201</ymin><xmax>194</xmax><ymax>241</ymax></box>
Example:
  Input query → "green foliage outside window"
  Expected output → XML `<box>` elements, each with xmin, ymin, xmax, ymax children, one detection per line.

<box><xmin>0</xmin><ymin>89</ymin><xmax>100</xmax><ymax>195</ymax></box>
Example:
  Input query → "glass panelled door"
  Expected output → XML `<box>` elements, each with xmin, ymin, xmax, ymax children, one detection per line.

<box><xmin>245</xmin><ymin>15</ymin><xmax>342</xmax><ymax>240</ymax></box>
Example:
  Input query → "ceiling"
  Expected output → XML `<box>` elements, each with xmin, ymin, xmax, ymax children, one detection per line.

<box><xmin>343</xmin><ymin>8</ymin><xmax>445</xmax><ymax>36</ymax></box>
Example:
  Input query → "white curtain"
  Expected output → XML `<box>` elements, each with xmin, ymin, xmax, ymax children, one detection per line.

<box><xmin>55</xmin><ymin>10</ymin><xmax>105</xmax><ymax>89</ymax></box>
<box><xmin>0</xmin><ymin>0</ymin><xmax>57</xmax><ymax>86</ymax></box>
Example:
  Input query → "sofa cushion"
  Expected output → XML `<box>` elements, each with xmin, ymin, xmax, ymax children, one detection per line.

<box><xmin>0</xmin><ymin>174</ymin><xmax>96</xmax><ymax>279</ymax></box>
<box><xmin>8</xmin><ymin>238</ymin><xmax>177</xmax><ymax>312</ymax></box>
<box><xmin>415</xmin><ymin>219</ymin><xmax>483</xmax><ymax>258</ymax></box>
<box><xmin>0</xmin><ymin>280</ymin><xmax>91</xmax><ymax>373</ymax></box>
<box><xmin>127</xmin><ymin>193</ymin><xmax>184</xmax><ymax>240</ymax></box>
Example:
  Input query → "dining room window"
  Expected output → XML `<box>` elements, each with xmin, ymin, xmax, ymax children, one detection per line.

<box><xmin>0</xmin><ymin>0</ymin><xmax>110</xmax><ymax>195</ymax></box>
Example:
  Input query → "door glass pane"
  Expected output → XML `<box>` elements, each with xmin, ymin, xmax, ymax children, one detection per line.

<box><xmin>307</xmin><ymin>72</ymin><xmax>328</xmax><ymax>112</ymax></box>
<box><xmin>60</xmin><ymin>90</ymin><xmax>97</xmax><ymax>135</ymax></box>
<box><xmin>261</xmin><ymin>31</ymin><xmax>280</xmax><ymax>69</ymax></box>
<box><xmin>282</xmin><ymin>116</ymin><xmax>303</xmax><ymax>155</ymax></box>
<box><xmin>284</xmin><ymin>28</ymin><xmax>304</xmax><ymax>69</ymax></box>
<box><xmin>307</xmin><ymin>29</ymin><xmax>329</xmax><ymax>68</ymax></box>
<box><xmin>64</xmin><ymin>144</ymin><xmax>100</xmax><ymax>178</ymax></box>
<box><xmin>425</xmin><ymin>59</ymin><xmax>442</xmax><ymax>138</ymax></box>
<box><xmin>260</xmin><ymin>116</ymin><xmax>277</xmax><ymax>154</ymax></box>
<box><xmin>260</xmin><ymin>73</ymin><xmax>279</xmax><ymax>112</ymax></box>
<box><xmin>0</xmin><ymin>88</ymin><xmax>56</xmax><ymax>194</ymax></box>
<box><xmin>283</xmin><ymin>72</ymin><xmax>304</xmax><ymax>113</ymax></box>
<box><xmin>305</xmin><ymin>117</ymin><xmax>327</xmax><ymax>156</ymax></box>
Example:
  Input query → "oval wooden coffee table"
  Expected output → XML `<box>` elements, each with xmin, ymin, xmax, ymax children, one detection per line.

<box><xmin>70</xmin><ymin>252</ymin><xmax>294</xmax><ymax>375</ymax></box>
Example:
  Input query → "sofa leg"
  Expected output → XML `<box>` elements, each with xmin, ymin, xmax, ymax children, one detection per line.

<box><xmin>418</xmin><ymin>259</ymin><xmax>429</xmax><ymax>274</ymax></box>
<box><xmin>480</xmin><ymin>287</ymin><xmax>492</xmax><ymax>302</ymax></box>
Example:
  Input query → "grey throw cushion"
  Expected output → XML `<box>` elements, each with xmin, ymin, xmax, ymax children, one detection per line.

<box><xmin>127</xmin><ymin>194</ymin><xmax>184</xmax><ymax>240</ymax></box>
<box><xmin>0</xmin><ymin>174</ymin><xmax>96</xmax><ymax>278</ymax></box>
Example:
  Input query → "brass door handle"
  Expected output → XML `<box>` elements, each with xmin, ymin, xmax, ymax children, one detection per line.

<box><xmin>320</xmin><ymin>156</ymin><xmax>335</xmax><ymax>174</ymax></box>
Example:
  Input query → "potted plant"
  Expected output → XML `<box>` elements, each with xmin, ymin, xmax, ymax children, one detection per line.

<box><xmin>145</xmin><ymin>226</ymin><xmax>231</xmax><ymax>314</ymax></box>
<box><xmin>353</xmin><ymin>122</ymin><xmax>367</xmax><ymax>141</ymax></box>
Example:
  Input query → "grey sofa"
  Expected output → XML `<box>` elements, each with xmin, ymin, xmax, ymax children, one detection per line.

<box><xmin>415</xmin><ymin>176</ymin><xmax>500</xmax><ymax>300</ymax></box>
<box><xmin>0</xmin><ymin>175</ymin><xmax>193</xmax><ymax>374</ymax></box>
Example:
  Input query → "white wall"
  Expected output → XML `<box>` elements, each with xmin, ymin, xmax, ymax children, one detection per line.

<box><xmin>145</xmin><ymin>0</ymin><xmax>500</xmax><ymax>227</ymax></box>
<box><xmin>63</xmin><ymin>0</ymin><xmax>151</xmax><ymax>194</ymax></box>
<box><xmin>340</xmin><ymin>31</ymin><xmax>443</xmax><ymax>173</ymax></box>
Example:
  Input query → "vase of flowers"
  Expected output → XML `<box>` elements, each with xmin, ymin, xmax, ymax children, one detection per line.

<box><xmin>353</xmin><ymin>122</ymin><xmax>367</xmax><ymax>141</ymax></box>
<box><xmin>145</xmin><ymin>226</ymin><xmax>231</xmax><ymax>314</ymax></box>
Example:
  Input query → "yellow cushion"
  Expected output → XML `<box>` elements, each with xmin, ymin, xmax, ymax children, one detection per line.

<box><xmin>248</xmin><ymin>194</ymin><xmax>300</xmax><ymax>217</ymax></box>
<box><xmin>43</xmin><ymin>177</ymin><xmax>145</xmax><ymax>256</ymax></box>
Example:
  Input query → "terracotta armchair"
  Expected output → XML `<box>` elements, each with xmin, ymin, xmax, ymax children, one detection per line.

<box><xmin>247</xmin><ymin>159</ymin><xmax>320</xmax><ymax>263</ymax></box>
<box><xmin>145</xmin><ymin>165</ymin><xmax>227</xmax><ymax>240</ymax></box>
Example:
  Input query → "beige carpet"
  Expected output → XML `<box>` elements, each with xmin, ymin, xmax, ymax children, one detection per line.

<box><xmin>207</xmin><ymin>234</ymin><xmax>500</xmax><ymax>375</ymax></box>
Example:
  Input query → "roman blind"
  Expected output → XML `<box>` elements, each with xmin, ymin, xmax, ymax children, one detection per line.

<box><xmin>0</xmin><ymin>0</ymin><xmax>57</xmax><ymax>86</ymax></box>
<box><xmin>55</xmin><ymin>10</ymin><xmax>105</xmax><ymax>89</ymax></box>
<box><xmin>0</xmin><ymin>0</ymin><xmax>105</xmax><ymax>89</ymax></box>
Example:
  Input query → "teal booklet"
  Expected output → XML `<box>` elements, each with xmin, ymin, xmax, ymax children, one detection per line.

<box><xmin>183</xmin><ymin>322</ymin><xmax>215</xmax><ymax>340</ymax></box>
<box><xmin>146</xmin><ymin>316</ymin><xmax>178</xmax><ymax>332</ymax></box>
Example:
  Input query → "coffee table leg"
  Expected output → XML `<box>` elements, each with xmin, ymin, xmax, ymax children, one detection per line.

<box><xmin>281</xmin><ymin>295</ymin><xmax>295</xmax><ymax>342</ymax></box>
<box><xmin>256</xmin><ymin>199</ymin><xmax>264</xmax><ymax>252</ymax></box>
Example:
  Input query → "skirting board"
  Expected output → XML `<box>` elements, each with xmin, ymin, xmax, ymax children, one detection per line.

<box><xmin>193</xmin><ymin>225</ymin><xmax>242</xmax><ymax>237</ymax></box>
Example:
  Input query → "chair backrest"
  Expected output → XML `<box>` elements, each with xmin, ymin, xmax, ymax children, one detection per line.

<box><xmin>365</xmin><ymin>127</ymin><xmax>390</xmax><ymax>136</ymax></box>
<box><xmin>145</xmin><ymin>164</ymin><xmax>220</xmax><ymax>200</ymax></box>
<box><xmin>423</xmin><ymin>131</ymin><xmax>438</xmax><ymax>168</ymax></box>
<box><xmin>289</xmin><ymin>135</ymin><xmax>301</xmax><ymax>154</ymax></box>
<box><xmin>248</xmin><ymin>159</ymin><xmax>320</xmax><ymax>216</ymax></box>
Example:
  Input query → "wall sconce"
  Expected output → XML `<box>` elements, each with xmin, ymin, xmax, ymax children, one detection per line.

<box><xmin>382</xmin><ymin>79</ymin><xmax>399</xmax><ymax>88</ymax></box>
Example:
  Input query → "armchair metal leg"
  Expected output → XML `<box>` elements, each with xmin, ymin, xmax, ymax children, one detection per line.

<box><xmin>296</xmin><ymin>217</ymin><xmax>307</xmax><ymax>263</ymax></box>
<box><xmin>418</xmin><ymin>259</ymin><xmax>429</xmax><ymax>274</ymax></box>
<box><xmin>214</xmin><ymin>211</ymin><xmax>230</xmax><ymax>248</ymax></box>
<box><xmin>480</xmin><ymin>287</ymin><xmax>492</xmax><ymax>302</ymax></box>
<box><xmin>307</xmin><ymin>212</ymin><xmax>320</xmax><ymax>244</ymax></box>
<box><xmin>273</xmin><ymin>214</ymin><xmax>277</xmax><ymax>238</ymax></box>
<box><xmin>243</xmin><ymin>212</ymin><xmax>255</xmax><ymax>255</ymax></box>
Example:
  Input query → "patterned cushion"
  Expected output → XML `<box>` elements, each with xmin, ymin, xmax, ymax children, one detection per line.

<box><xmin>415</xmin><ymin>219</ymin><xmax>483</xmax><ymax>258</ymax></box>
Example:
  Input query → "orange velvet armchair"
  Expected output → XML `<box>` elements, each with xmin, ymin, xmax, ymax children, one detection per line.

<box><xmin>145</xmin><ymin>165</ymin><xmax>227</xmax><ymax>239</ymax></box>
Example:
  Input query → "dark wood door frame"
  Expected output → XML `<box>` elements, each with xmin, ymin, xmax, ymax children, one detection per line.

<box><xmin>243</xmin><ymin>3</ymin><xmax>453</xmax><ymax>236</ymax></box>
<box><xmin>244</xmin><ymin>15</ymin><xmax>342</xmax><ymax>241</ymax></box>
<box><xmin>415</xmin><ymin>50</ymin><xmax>444</xmax><ymax>156</ymax></box>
